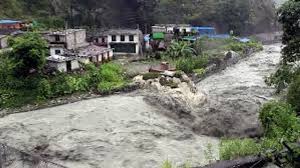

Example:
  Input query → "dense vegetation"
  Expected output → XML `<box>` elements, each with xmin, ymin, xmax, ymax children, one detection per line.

<box><xmin>161</xmin><ymin>38</ymin><xmax>263</xmax><ymax>74</ymax></box>
<box><xmin>0</xmin><ymin>0</ymin><xmax>278</xmax><ymax>34</ymax></box>
<box><xmin>0</xmin><ymin>33</ymin><xmax>128</xmax><ymax>109</ymax></box>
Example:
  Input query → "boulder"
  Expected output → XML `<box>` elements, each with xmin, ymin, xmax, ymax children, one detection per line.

<box><xmin>224</xmin><ymin>51</ymin><xmax>240</xmax><ymax>65</ymax></box>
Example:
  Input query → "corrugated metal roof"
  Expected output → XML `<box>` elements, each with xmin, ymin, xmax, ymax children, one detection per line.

<box><xmin>192</xmin><ymin>27</ymin><xmax>215</xmax><ymax>30</ymax></box>
<box><xmin>0</xmin><ymin>20</ymin><xmax>21</xmax><ymax>24</ymax></box>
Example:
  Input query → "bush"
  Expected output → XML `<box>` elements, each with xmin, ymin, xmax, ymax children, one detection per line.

<box><xmin>176</xmin><ymin>56</ymin><xmax>208</xmax><ymax>73</ymax></box>
<box><xmin>193</xmin><ymin>68</ymin><xmax>206</xmax><ymax>76</ymax></box>
<box><xmin>143</xmin><ymin>72</ymin><xmax>160</xmax><ymax>80</ymax></box>
<box><xmin>97</xmin><ymin>81</ymin><xmax>125</xmax><ymax>93</ymax></box>
<box><xmin>259</xmin><ymin>101</ymin><xmax>300</xmax><ymax>142</ymax></box>
<box><xmin>287</xmin><ymin>75</ymin><xmax>300</xmax><ymax>112</ymax></box>
<box><xmin>37</xmin><ymin>78</ymin><xmax>52</xmax><ymax>99</ymax></box>
<box><xmin>220</xmin><ymin>138</ymin><xmax>261</xmax><ymax>160</ymax></box>
<box><xmin>97</xmin><ymin>63</ymin><xmax>127</xmax><ymax>92</ymax></box>
<box><xmin>165</xmin><ymin>41</ymin><xmax>195</xmax><ymax>59</ymax></box>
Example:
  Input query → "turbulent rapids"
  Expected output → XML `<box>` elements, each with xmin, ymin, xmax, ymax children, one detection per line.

<box><xmin>0</xmin><ymin>44</ymin><xmax>282</xmax><ymax>167</ymax></box>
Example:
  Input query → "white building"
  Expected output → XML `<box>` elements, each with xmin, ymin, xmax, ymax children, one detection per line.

<box><xmin>47</xmin><ymin>55</ymin><xmax>80</xmax><ymax>72</ymax></box>
<box><xmin>105</xmin><ymin>29</ymin><xmax>143</xmax><ymax>56</ymax></box>
<box><xmin>0</xmin><ymin>35</ymin><xmax>8</xmax><ymax>49</ymax></box>
<box><xmin>154</xmin><ymin>24</ymin><xmax>192</xmax><ymax>34</ymax></box>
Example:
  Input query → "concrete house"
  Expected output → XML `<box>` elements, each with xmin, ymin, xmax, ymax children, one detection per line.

<box><xmin>154</xmin><ymin>24</ymin><xmax>192</xmax><ymax>34</ymax></box>
<box><xmin>78</xmin><ymin>45</ymin><xmax>113</xmax><ymax>65</ymax></box>
<box><xmin>105</xmin><ymin>29</ymin><xmax>143</xmax><ymax>56</ymax></box>
<box><xmin>47</xmin><ymin>55</ymin><xmax>80</xmax><ymax>72</ymax></box>
<box><xmin>44</xmin><ymin>29</ymin><xmax>114</xmax><ymax>72</ymax></box>
<box><xmin>44</xmin><ymin>29</ymin><xmax>89</xmax><ymax>56</ymax></box>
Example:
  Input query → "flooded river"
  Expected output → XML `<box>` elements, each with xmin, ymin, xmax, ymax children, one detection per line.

<box><xmin>194</xmin><ymin>44</ymin><xmax>282</xmax><ymax>137</ymax></box>
<box><xmin>0</xmin><ymin>44</ymin><xmax>282</xmax><ymax>168</ymax></box>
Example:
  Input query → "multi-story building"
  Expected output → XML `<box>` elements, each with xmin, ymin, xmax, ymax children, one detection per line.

<box><xmin>44</xmin><ymin>29</ymin><xmax>89</xmax><ymax>56</ymax></box>
<box><xmin>105</xmin><ymin>29</ymin><xmax>143</xmax><ymax>56</ymax></box>
<box><xmin>44</xmin><ymin>29</ymin><xmax>114</xmax><ymax>72</ymax></box>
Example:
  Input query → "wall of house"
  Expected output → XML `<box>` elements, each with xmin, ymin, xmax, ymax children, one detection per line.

<box><xmin>50</xmin><ymin>47</ymin><xmax>64</xmax><ymax>56</ymax></box>
<box><xmin>107</xmin><ymin>34</ymin><xmax>139</xmax><ymax>55</ymax></box>
<box><xmin>107</xmin><ymin>34</ymin><xmax>139</xmax><ymax>43</ymax></box>
<box><xmin>66</xmin><ymin>30</ymin><xmax>87</xmax><ymax>50</ymax></box>
<box><xmin>71</xmin><ymin>60</ymin><xmax>80</xmax><ymax>70</ymax></box>
<box><xmin>0</xmin><ymin>23</ymin><xmax>22</xmax><ymax>29</ymax></box>
<box><xmin>78</xmin><ymin>57</ymin><xmax>90</xmax><ymax>64</ymax></box>
<box><xmin>0</xmin><ymin>37</ymin><xmax>8</xmax><ymax>49</ymax></box>
<box><xmin>48</xmin><ymin>62</ymin><xmax>67</xmax><ymax>72</ymax></box>
<box><xmin>108</xmin><ymin>50</ymin><xmax>114</xmax><ymax>59</ymax></box>
<box><xmin>46</xmin><ymin>34</ymin><xmax>66</xmax><ymax>43</ymax></box>
<box><xmin>179</xmin><ymin>27</ymin><xmax>192</xmax><ymax>33</ymax></box>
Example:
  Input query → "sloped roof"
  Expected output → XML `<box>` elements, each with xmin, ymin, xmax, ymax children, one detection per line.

<box><xmin>0</xmin><ymin>20</ymin><xmax>22</xmax><ymax>24</ymax></box>
<box><xmin>48</xmin><ymin>29</ymin><xmax>86</xmax><ymax>36</ymax></box>
<box><xmin>78</xmin><ymin>45</ymin><xmax>112</xmax><ymax>57</ymax></box>
<box><xmin>105</xmin><ymin>29</ymin><xmax>142</xmax><ymax>35</ymax></box>
<box><xmin>47</xmin><ymin>55</ymin><xmax>76</xmax><ymax>63</ymax></box>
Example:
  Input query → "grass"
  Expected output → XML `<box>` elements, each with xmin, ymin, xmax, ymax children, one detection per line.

<box><xmin>220</xmin><ymin>138</ymin><xmax>261</xmax><ymax>160</ymax></box>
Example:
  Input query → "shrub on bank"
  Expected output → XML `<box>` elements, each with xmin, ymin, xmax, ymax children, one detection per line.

<box><xmin>259</xmin><ymin>101</ymin><xmax>300</xmax><ymax>142</ymax></box>
<box><xmin>176</xmin><ymin>56</ymin><xmax>208</xmax><ymax>73</ymax></box>
<box><xmin>0</xmin><ymin>62</ymin><xmax>127</xmax><ymax>109</ymax></box>
<box><xmin>220</xmin><ymin>138</ymin><xmax>261</xmax><ymax>160</ymax></box>
<box><xmin>287</xmin><ymin>75</ymin><xmax>300</xmax><ymax>113</ymax></box>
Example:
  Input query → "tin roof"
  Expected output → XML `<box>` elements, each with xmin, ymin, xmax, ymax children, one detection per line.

<box><xmin>192</xmin><ymin>27</ymin><xmax>215</xmax><ymax>30</ymax></box>
<box><xmin>0</xmin><ymin>20</ymin><xmax>22</xmax><ymax>24</ymax></box>
<box><xmin>47</xmin><ymin>55</ymin><xmax>76</xmax><ymax>63</ymax></box>
<box><xmin>78</xmin><ymin>45</ymin><xmax>112</xmax><ymax>57</ymax></box>
<box><xmin>49</xmin><ymin>29</ymin><xmax>86</xmax><ymax>36</ymax></box>
<box><xmin>105</xmin><ymin>29</ymin><xmax>142</xmax><ymax>35</ymax></box>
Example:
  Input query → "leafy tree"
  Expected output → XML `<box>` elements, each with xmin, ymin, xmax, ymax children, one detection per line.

<box><xmin>165</xmin><ymin>41</ymin><xmax>195</xmax><ymax>59</ymax></box>
<box><xmin>287</xmin><ymin>75</ymin><xmax>300</xmax><ymax>113</ymax></box>
<box><xmin>10</xmin><ymin>33</ymin><xmax>48</xmax><ymax>77</ymax></box>
<box><xmin>278</xmin><ymin>0</ymin><xmax>300</xmax><ymax>64</ymax></box>
<box><xmin>259</xmin><ymin>101</ymin><xmax>300</xmax><ymax>142</ymax></box>
<box><xmin>267</xmin><ymin>0</ymin><xmax>300</xmax><ymax>91</ymax></box>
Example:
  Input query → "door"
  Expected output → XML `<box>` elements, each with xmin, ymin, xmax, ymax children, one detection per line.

<box><xmin>66</xmin><ymin>61</ymin><xmax>72</xmax><ymax>72</ymax></box>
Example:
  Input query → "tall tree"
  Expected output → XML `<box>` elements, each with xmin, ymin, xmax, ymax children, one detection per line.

<box><xmin>10</xmin><ymin>33</ymin><xmax>48</xmax><ymax>77</ymax></box>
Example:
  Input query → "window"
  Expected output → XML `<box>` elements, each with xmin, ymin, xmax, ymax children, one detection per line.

<box><xmin>112</xmin><ymin>35</ymin><xmax>116</xmax><ymax>41</ymax></box>
<box><xmin>110</xmin><ymin>43</ymin><xmax>136</xmax><ymax>53</ymax></box>
<box><xmin>102</xmin><ymin>38</ymin><xmax>105</xmax><ymax>43</ymax></box>
<box><xmin>55</xmin><ymin>50</ymin><xmax>61</xmax><ymax>55</ymax></box>
<box><xmin>121</xmin><ymin>35</ymin><xmax>125</xmax><ymax>41</ymax></box>
<box><xmin>129</xmin><ymin>35</ymin><xmax>134</xmax><ymax>41</ymax></box>
<box><xmin>55</xmin><ymin>35</ymin><xmax>60</xmax><ymax>42</ymax></box>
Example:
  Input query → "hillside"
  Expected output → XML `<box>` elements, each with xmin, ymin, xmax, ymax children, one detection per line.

<box><xmin>0</xmin><ymin>0</ymin><xmax>279</xmax><ymax>34</ymax></box>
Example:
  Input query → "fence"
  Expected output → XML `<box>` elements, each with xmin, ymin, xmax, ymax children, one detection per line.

<box><xmin>0</xmin><ymin>144</ymin><xmax>68</xmax><ymax>168</ymax></box>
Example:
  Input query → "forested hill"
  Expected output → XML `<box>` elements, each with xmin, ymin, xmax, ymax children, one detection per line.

<box><xmin>0</xmin><ymin>0</ymin><xmax>281</xmax><ymax>35</ymax></box>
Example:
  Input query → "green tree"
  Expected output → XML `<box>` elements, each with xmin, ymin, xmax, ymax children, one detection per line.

<box><xmin>267</xmin><ymin>0</ymin><xmax>300</xmax><ymax>91</ymax></box>
<box><xmin>279</xmin><ymin>0</ymin><xmax>300</xmax><ymax>64</ymax></box>
<box><xmin>165</xmin><ymin>41</ymin><xmax>195</xmax><ymax>59</ymax></box>
<box><xmin>259</xmin><ymin>101</ymin><xmax>300</xmax><ymax>142</ymax></box>
<box><xmin>10</xmin><ymin>33</ymin><xmax>48</xmax><ymax>77</ymax></box>
<box><xmin>287</xmin><ymin>75</ymin><xmax>300</xmax><ymax>112</ymax></box>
